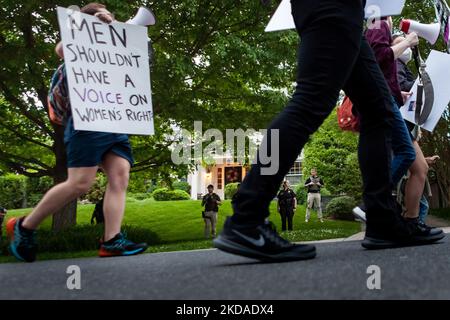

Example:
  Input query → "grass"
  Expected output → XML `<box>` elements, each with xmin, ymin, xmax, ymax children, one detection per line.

<box><xmin>0</xmin><ymin>199</ymin><xmax>360</xmax><ymax>263</ymax></box>
<box><xmin>429</xmin><ymin>208</ymin><xmax>450</xmax><ymax>221</ymax></box>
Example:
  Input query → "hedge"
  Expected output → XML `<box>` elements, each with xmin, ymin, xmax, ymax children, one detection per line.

<box><xmin>152</xmin><ymin>188</ymin><xmax>190</xmax><ymax>201</ymax></box>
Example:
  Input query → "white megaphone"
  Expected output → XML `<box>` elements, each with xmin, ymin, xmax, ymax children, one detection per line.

<box><xmin>127</xmin><ymin>7</ymin><xmax>156</xmax><ymax>26</ymax></box>
<box><xmin>400</xmin><ymin>19</ymin><xmax>441</xmax><ymax>45</ymax></box>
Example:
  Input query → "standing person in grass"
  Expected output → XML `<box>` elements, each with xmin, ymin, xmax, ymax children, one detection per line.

<box><xmin>277</xmin><ymin>181</ymin><xmax>297</xmax><ymax>231</ymax></box>
<box><xmin>0</xmin><ymin>207</ymin><xmax>7</xmax><ymax>239</ymax></box>
<box><xmin>304</xmin><ymin>169</ymin><xmax>324</xmax><ymax>223</ymax></box>
<box><xmin>202</xmin><ymin>185</ymin><xmax>222</xmax><ymax>238</ymax></box>
<box><xmin>6</xmin><ymin>3</ymin><xmax>148</xmax><ymax>262</ymax></box>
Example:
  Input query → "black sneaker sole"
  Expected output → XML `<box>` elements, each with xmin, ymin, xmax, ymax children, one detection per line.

<box><xmin>362</xmin><ymin>231</ymin><xmax>446</xmax><ymax>250</ymax></box>
<box><xmin>213</xmin><ymin>235</ymin><xmax>316</xmax><ymax>262</ymax></box>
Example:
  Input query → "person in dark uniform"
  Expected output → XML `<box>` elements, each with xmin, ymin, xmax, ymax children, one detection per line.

<box><xmin>201</xmin><ymin>185</ymin><xmax>222</xmax><ymax>238</ymax></box>
<box><xmin>277</xmin><ymin>181</ymin><xmax>297</xmax><ymax>231</ymax></box>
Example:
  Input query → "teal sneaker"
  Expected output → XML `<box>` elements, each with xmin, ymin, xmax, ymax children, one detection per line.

<box><xmin>6</xmin><ymin>217</ymin><xmax>37</xmax><ymax>262</ymax></box>
<box><xmin>99</xmin><ymin>232</ymin><xmax>148</xmax><ymax>257</ymax></box>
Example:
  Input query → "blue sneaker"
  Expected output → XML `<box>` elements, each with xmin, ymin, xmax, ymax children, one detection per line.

<box><xmin>6</xmin><ymin>217</ymin><xmax>38</xmax><ymax>262</ymax></box>
<box><xmin>99</xmin><ymin>232</ymin><xmax>148</xmax><ymax>257</ymax></box>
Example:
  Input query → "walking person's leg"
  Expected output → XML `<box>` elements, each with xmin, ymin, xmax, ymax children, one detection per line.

<box><xmin>101</xmin><ymin>152</ymin><xmax>130</xmax><ymax>241</ymax></box>
<box><xmin>214</xmin><ymin>0</ymin><xmax>367</xmax><ymax>261</ymax></box>
<box><xmin>204</xmin><ymin>213</ymin><xmax>212</xmax><ymax>238</ymax></box>
<box><xmin>418</xmin><ymin>194</ymin><xmax>429</xmax><ymax>224</ymax></box>
<box><xmin>390</xmin><ymin>104</ymin><xmax>416</xmax><ymax>186</ymax></box>
<box><xmin>403</xmin><ymin>142</ymin><xmax>428</xmax><ymax>219</ymax></box>
<box><xmin>7</xmin><ymin>167</ymin><xmax>98</xmax><ymax>262</ymax></box>
<box><xmin>97</xmin><ymin>152</ymin><xmax>148</xmax><ymax>257</ymax></box>
<box><xmin>342</xmin><ymin>38</ymin><xmax>443</xmax><ymax>247</ymax></box>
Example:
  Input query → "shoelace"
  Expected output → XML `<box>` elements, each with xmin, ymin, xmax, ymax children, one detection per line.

<box><xmin>108</xmin><ymin>232</ymin><xmax>134</xmax><ymax>249</ymax></box>
<box><xmin>258</xmin><ymin>222</ymin><xmax>292</xmax><ymax>248</ymax></box>
<box><xmin>16</xmin><ymin>226</ymin><xmax>37</xmax><ymax>249</ymax></box>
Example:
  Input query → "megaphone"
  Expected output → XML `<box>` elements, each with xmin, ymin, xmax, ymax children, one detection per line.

<box><xmin>127</xmin><ymin>7</ymin><xmax>156</xmax><ymax>26</ymax></box>
<box><xmin>400</xmin><ymin>19</ymin><xmax>441</xmax><ymax>45</ymax></box>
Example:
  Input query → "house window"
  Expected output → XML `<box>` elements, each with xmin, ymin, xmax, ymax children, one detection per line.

<box><xmin>217</xmin><ymin>168</ymin><xmax>223</xmax><ymax>189</ymax></box>
<box><xmin>288</xmin><ymin>161</ymin><xmax>302</xmax><ymax>175</ymax></box>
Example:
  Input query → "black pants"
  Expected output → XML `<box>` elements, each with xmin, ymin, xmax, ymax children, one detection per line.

<box><xmin>280</xmin><ymin>208</ymin><xmax>294</xmax><ymax>231</ymax></box>
<box><xmin>232</xmin><ymin>0</ymin><xmax>397</xmax><ymax>227</ymax></box>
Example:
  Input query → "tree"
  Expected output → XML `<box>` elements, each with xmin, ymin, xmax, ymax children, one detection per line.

<box><xmin>0</xmin><ymin>0</ymin><xmax>299</xmax><ymax>230</ymax></box>
<box><xmin>302</xmin><ymin>111</ymin><xmax>363</xmax><ymax>201</ymax></box>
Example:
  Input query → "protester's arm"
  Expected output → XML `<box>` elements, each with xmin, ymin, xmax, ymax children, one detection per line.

<box><xmin>425</xmin><ymin>155</ymin><xmax>440</xmax><ymax>165</ymax></box>
<box><xmin>304</xmin><ymin>178</ymin><xmax>311</xmax><ymax>187</ymax></box>
<box><xmin>55</xmin><ymin>42</ymin><xmax>64</xmax><ymax>58</ymax></box>
<box><xmin>391</xmin><ymin>33</ymin><xmax>418</xmax><ymax>59</ymax></box>
<box><xmin>366</xmin><ymin>22</ymin><xmax>396</xmax><ymax>72</ymax></box>
<box><xmin>216</xmin><ymin>195</ymin><xmax>222</xmax><ymax>206</ymax></box>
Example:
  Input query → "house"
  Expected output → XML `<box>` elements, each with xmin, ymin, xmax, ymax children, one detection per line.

<box><xmin>187</xmin><ymin>151</ymin><xmax>304</xmax><ymax>200</ymax></box>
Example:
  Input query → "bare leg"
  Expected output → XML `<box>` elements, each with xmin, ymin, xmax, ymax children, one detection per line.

<box><xmin>101</xmin><ymin>152</ymin><xmax>130</xmax><ymax>242</ymax></box>
<box><xmin>22</xmin><ymin>167</ymin><xmax>98</xmax><ymax>230</ymax></box>
<box><xmin>403</xmin><ymin>141</ymin><xmax>428</xmax><ymax>219</ymax></box>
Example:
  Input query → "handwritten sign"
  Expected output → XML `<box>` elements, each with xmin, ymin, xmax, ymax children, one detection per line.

<box><xmin>57</xmin><ymin>7</ymin><xmax>154</xmax><ymax>135</ymax></box>
<box><xmin>265</xmin><ymin>0</ymin><xmax>406</xmax><ymax>32</ymax></box>
<box><xmin>401</xmin><ymin>50</ymin><xmax>450</xmax><ymax>132</ymax></box>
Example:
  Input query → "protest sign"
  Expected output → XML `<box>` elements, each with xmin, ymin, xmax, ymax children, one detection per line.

<box><xmin>265</xmin><ymin>0</ymin><xmax>406</xmax><ymax>32</ymax></box>
<box><xmin>401</xmin><ymin>50</ymin><xmax>450</xmax><ymax>132</ymax></box>
<box><xmin>57</xmin><ymin>7</ymin><xmax>154</xmax><ymax>135</ymax></box>
<box><xmin>434</xmin><ymin>0</ymin><xmax>450</xmax><ymax>53</ymax></box>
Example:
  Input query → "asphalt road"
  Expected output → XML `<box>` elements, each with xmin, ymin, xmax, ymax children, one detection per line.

<box><xmin>1</xmin><ymin>237</ymin><xmax>450</xmax><ymax>300</ymax></box>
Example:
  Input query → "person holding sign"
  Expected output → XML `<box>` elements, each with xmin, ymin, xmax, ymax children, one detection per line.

<box><xmin>6</xmin><ymin>3</ymin><xmax>148</xmax><ymax>262</ymax></box>
<box><xmin>214</xmin><ymin>0</ymin><xmax>444</xmax><ymax>262</ymax></box>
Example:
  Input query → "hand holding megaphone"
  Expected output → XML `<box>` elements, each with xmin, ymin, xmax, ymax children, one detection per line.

<box><xmin>405</xmin><ymin>32</ymin><xmax>419</xmax><ymax>48</ymax></box>
<box><xmin>400</xmin><ymin>19</ymin><xmax>441</xmax><ymax>45</ymax></box>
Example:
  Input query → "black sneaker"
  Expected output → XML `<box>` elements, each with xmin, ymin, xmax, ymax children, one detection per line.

<box><xmin>213</xmin><ymin>217</ymin><xmax>316</xmax><ymax>262</ymax></box>
<box><xmin>362</xmin><ymin>216</ymin><xmax>445</xmax><ymax>250</ymax></box>
<box><xmin>99</xmin><ymin>232</ymin><xmax>148</xmax><ymax>257</ymax></box>
<box><xmin>6</xmin><ymin>217</ymin><xmax>38</xmax><ymax>262</ymax></box>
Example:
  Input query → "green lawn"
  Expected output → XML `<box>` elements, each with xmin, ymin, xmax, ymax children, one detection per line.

<box><xmin>0</xmin><ymin>199</ymin><xmax>360</xmax><ymax>263</ymax></box>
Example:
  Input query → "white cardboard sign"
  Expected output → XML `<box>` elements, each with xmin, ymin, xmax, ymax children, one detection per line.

<box><xmin>265</xmin><ymin>0</ymin><xmax>406</xmax><ymax>32</ymax></box>
<box><xmin>401</xmin><ymin>50</ymin><xmax>450</xmax><ymax>132</ymax></box>
<box><xmin>57</xmin><ymin>7</ymin><xmax>154</xmax><ymax>135</ymax></box>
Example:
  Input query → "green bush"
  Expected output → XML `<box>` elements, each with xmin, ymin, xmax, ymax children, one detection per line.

<box><xmin>27</xmin><ymin>193</ymin><xmax>44</xmax><ymax>208</ymax></box>
<box><xmin>224</xmin><ymin>182</ymin><xmax>240</xmax><ymax>200</ymax></box>
<box><xmin>170</xmin><ymin>189</ymin><xmax>191</xmax><ymax>200</ymax></box>
<box><xmin>0</xmin><ymin>224</ymin><xmax>160</xmax><ymax>254</ymax></box>
<box><xmin>325</xmin><ymin>196</ymin><xmax>356</xmax><ymax>221</ymax></box>
<box><xmin>27</xmin><ymin>176</ymin><xmax>53</xmax><ymax>195</ymax></box>
<box><xmin>128</xmin><ymin>192</ymin><xmax>150</xmax><ymax>201</ymax></box>
<box><xmin>81</xmin><ymin>174</ymin><xmax>107</xmax><ymax>203</ymax></box>
<box><xmin>294</xmin><ymin>184</ymin><xmax>308</xmax><ymax>205</ymax></box>
<box><xmin>0</xmin><ymin>174</ymin><xmax>27</xmax><ymax>209</ymax></box>
<box><xmin>173</xmin><ymin>181</ymin><xmax>191</xmax><ymax>194</ymax></box>
<box><xmin>152</xmin><ymin>188</ymin><xmax>190</xmax><ymax>201</ymax></box>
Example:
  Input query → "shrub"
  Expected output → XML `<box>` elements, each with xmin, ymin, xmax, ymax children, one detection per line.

<box><xmin>81</xmin><ymin>174</ymin><xmax>107</xmax><ymax>203</ymax></box>
<box><xmin>128</xmin><ymin>193</ymin><xmax>150</xmax><ymax>201</ymax></box>
<box><xmin>224</xmin><ymin>182</ymin><xmax>240</xmax><ymax>200</ymax></box>
<box><xmin>152</xmin><ymin>188</ymin><xmax>190</xmax><ymax>201</ymax></box>
<box><xmin>294</xmin><ymin>184</ymin><xmax>308</xmax><ymax>205</ymax></box>
<box><xmin>0</xmin><ymin>224</ymin><xmax>160</xmax><ymax>255</ymax></box>
<box><xmin>27</xmin><ymin>176</ymin><xmax>53</xmax><ymax>195</ymax></box>
<box><xmin>173</xmin><ymin>181</ymin><xmax>191</xmax><ymax>194</ymax></box>
<box><xmin>0</xmin><ymin>174</ymin><xmax>27</xmax><ymax>209</ymax></box>
<box><xmin>170</xmin><ymin>189</ymin><xmax>191</xmax><ymax>200</ymax></box>
<box><xmin>27</xmin><ymin>193</ymin><xmax>44</xmax><ymax>207</ymax></box>
<box><xmin>325</xmin><ymin>196</ymin><xmax>356</xmax><ymax>221</ymax></box>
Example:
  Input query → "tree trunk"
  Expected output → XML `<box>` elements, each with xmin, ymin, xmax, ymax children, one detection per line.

<box><xmin>51</xmin><ymin>126</ymin><xmax>77</xmax><ymax>231</ymax></box>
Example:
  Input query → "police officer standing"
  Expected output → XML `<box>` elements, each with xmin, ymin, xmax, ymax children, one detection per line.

<box><xmin>277</xmin><ymin>181</ymin><xmax>297</xmax><ymax>231</ymax></box>
<box><xmin>305</xmin><ymin>168</ymin><xmax>324</xmax><ymax>223</ymax></box>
